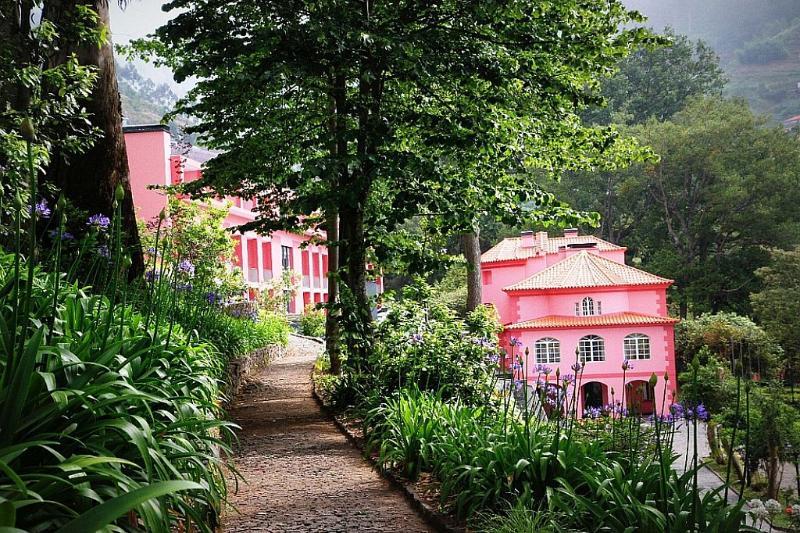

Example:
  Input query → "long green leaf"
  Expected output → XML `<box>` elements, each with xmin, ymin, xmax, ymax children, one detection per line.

<box><xmin>56</xmin><ymin>480</ymin><xmax>202</xmax><ymax>533</ymax></box>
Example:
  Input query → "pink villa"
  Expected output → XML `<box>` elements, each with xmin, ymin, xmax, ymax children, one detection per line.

<box><xmin>481</xmin><ymin>229</ymin><xmax>678</xmax><ymax>416</ymax></box>
<box><xmin>123</xmin><ymin>124</ymin><xmax>383</xmax><ymax>312</ymax></box>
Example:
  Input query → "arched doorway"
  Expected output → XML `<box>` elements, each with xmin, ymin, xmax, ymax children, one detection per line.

<box><xmin>626</xmin><ymin>380</ymin><xmax>655</xmax><ymax>416</ymax></box>
<box><xmin>582</xmin><ymin>381</ymin><xmax>607</xmax><ymax>410</ymax></box>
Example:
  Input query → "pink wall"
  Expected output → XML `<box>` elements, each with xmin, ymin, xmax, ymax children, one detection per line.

<box><xmin>124</xmin><ymin>126</ymin><xmax>171</xmax><ymax>222</ymax></box>
<box><xmin>503</xmin><ymin>323</ymin><xmax>676</xmax><ymax>414</ymax></box>
<box><xmin>123</xmin><ymin>126</ymin><xmax>336</xmax><ymax>312</ymax></box>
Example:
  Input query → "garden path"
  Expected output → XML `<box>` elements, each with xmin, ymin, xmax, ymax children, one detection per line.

<box><xmin>222</xmin><ymin>335</ymin><xmax>433</xmax><ymax>533</ymax></box>
<box><xmin>672</xmin><ymin>421</ymin><xmax>771</xmax><ymax>531</ymax></box>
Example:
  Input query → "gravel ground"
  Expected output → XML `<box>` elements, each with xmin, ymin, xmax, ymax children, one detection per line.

<box><xmin>222</xmin><ymin>335</ymin><xmax>433</xmax><ymax>533</ymax></box>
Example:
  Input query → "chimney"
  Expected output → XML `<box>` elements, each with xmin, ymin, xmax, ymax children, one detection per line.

<box><xmin>564</xmin><ymin>228</ymin><xmax>579</xmax><ymax>238</ymax></box>
<box><xmin>536</xmin><ymin>231</ymin><xmax>548</xmax><ymax>250</ymax></box>
<box><xmin>521</xmin><ymin>230</ymin><xmax>535</xmax><ymax>248</ymax></box>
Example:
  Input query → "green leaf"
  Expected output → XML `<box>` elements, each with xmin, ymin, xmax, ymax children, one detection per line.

<box><xmin>56</xmin><ymin>481</ymin><xmax>202</xmax><ymax>533</ymax></box>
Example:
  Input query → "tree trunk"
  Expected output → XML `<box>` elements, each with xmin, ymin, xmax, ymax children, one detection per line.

<box><xmin>325</xmin><ymin>208</ymin><xmax>341</xmax><ymax>374</ymax></box>
<box><xmin>766</xmin><ymin>443</ymin><xmax>780</xmax><ymax>499</ymax></box>
<box><xmin>462</xmin><ymin>229</ymin><xmax>482</xmax><ymax>313</ymax></box>
<box><xmin>43</xmin><ymin>0</ymin><xmax>144</xmax><ymax>278</ymax></box>
<box><xmin>338</xmin><ymin>202</ymin><xmax>372</xmax><ymax>371</ymax></box>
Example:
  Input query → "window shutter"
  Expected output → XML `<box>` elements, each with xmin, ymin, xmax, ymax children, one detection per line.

<box><xmin>575</xmin><ymin>302</ymin><xmax>579</xmax><ymax>316</ymax></box>
<box><xmin>597</xmin><ymin>301</ymin><xmax>602</xmax><ymax>315</ymax></box>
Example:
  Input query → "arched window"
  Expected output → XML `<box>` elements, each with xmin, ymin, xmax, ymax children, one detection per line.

<box><xmin>578</xmin><ymin>335</ymin><xmax>605</xmax><ymax>362</ymax></box>
<box><xmin>535</xmin><ymin>337</ymin><xmax>561</xmax><ymax>364</ymax></box>
<box><xmin>581</xmin><ymin>297</ymin><xmax>595</xmax><ymax>316</ymax></box>
<box><xmin>624</xmin><ymin>333</ymin><xmax>651</xmax><ymax>360</ymax></box>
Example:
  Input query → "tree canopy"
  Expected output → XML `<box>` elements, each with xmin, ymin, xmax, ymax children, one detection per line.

<box><xmin>135</xmin><ymin>0</ymin><xmax>655</xmax><ymax>367</ymax></box>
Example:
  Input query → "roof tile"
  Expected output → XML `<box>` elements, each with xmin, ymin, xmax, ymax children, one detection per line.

<box><xmin>504</xmin><ymin>251</ymin><xmax>671</xmax><ymax>291</ymax></box>
<box><xmin>481</xmin><ymin>235</ymin><xmax>622</xmax><ymax>263</ymax></box>
<box><xmin>506</xmin><ymin>312</ymin><xmax>678</xmax><ymax>330</ymax></box>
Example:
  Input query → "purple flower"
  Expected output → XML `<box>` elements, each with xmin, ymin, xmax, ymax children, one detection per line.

<box><xmin>33</xmin><ymin>199</ymin><xmax>51</xmax><ymax>218</ymax></box>
<box><xmin>670</xmin><ymin>402</ymin><xmax>684</xmax><ymax>419</ymax></box>
<box><xmin>695</xmin><ymin>404</ymin><xmax>709</xmax><ymax>422</ymax></box>
<box><xmin>571</xmin><ymin>362</ymin><xmax>582</xmax><ymax>372</ymax></box>
<box><xmin>622</xmin><ymin>358</ymin><xmax>633</xmax><ymax>371</ymax></box>
<box><xmin>562</xmin><ymin>373</ymin><xmax>575</xmax><ymax>385</ymax></box>
<box><xmin>87</xmin><ymin>214</ymin><xmax>111</xmax><ymax>231</ymax></box>
<box><xmin>176</xmin><ymin>282</ymin><xmax>193</xmax><ymax>292</ymax></box>
<box><xmin>487</xmin><ymin>354</ymin><xmax>500</xmax><ymax>364</ymax></box>
<box><xmin>206</xmin><ymin>292</ymin><xmax>221</xmax><ymax>304</ymax></box>
<box><xmin>97</xmin><ymin>245</ymin><xmax>110</xmax><ymax>259</ymax></box>
<box><xmin>178</xmin><ymin>259</ymin><xmax>195</xmax><ymax>277</ymax></box>
<box><xmin>512</xmin><ymin>361</ymin><xmax>522</xmax><ymax>370</ymax></box>
<box><xmin>584</xmin><ymin>406</ymin><xmax>602</xmax><ymax>419</ymax></box>
<box><xmin>409</xmin><ymin>333</ymin><xmax>423</xmax><ymax>345</ymax></box>
<box><xmin>145</xmin><ymin>270</ymin><xmax>160</xmax><ymax>282</ymax></box>
<box><xmin>509</xmin><ymin>337</ymin><xmax>523</xmax><ymax>347</ymax></box>
<box><xmin>514</xmin><ymin>380</ymin><xmax>525</xmax><ymax>391</ymax></box>
<box><xmin>48</xmin><ymin>229</ymin><xmax>74</xmax><ymax>241</ymax></box>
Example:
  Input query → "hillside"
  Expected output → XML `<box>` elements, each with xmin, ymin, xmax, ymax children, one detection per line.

<box><xmin>625</xmin><ymin>0</ymin><xmax>800</xmax><ymax>122</ymax></box>
<box><xmin>117</xmin><ymin>61</ymin><xmax>177</xmax><ymax>126</ymax></box>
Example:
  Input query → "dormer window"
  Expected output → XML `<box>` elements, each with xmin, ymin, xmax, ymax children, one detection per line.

<box><xmin>575</xmin><ymin>297</ymin><xmax>601</xmax><ymax>316</ymax></box>
<box><xmin>582</xmin><ymin>297</ymin><xmax>594</xmax><ymax>316</ymax></box>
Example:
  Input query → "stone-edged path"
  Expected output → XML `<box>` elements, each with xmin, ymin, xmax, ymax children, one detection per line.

<box><xmin>223</xmin><ymin>335</ymin><xmax>433</xmax><ymax>533</ymax></box>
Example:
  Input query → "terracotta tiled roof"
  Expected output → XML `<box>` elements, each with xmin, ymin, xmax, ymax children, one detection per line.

<box><xmin>504</xmin><ymin>251</ymin><xmax>671</xmax><ymax>291</ymax></box>
<box><xmin>506</xmin><ymin>312</ymin><xmax>678</xmax><ymax>330</ymax></box>
<box><xmin>481</xmin><ymin>235</ymin><xmax>622</xmax><ymax>263</ymax></box>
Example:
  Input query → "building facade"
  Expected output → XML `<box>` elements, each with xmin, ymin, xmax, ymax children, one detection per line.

<box><xmin>481</xmin><ymin>229</ymin><xmax>678</xmax><ymax>416</ymax></box>
<box><xmin>124</xmin><ymin>125</ymin><xmax>382</xmax><ymax>313</ymax></box>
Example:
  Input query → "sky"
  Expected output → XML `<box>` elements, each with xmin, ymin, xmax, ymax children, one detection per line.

<box><xmin>109</xmin><ymin>0</ymin><xmax>186</xmax><ymax>93</ymax></box>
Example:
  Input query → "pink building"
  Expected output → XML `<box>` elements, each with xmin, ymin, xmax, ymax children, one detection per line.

<box><xmin>123</xmin><ymin>125</ymin><xmax>385</xmax><ymax>313</ymax></box>
<box><xmin>481</xmin><ymin>229</ymin><xmax>678</xmax><ymax>416</ymax></box>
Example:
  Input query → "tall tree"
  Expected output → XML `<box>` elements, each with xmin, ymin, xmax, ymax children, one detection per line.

<box><xmin>751</xmin><ymin>247</ymin><xmax>800</xmax><ymax>388</ymax></box>
<box><xmin>584</xmin><ymin>29</ymin><xmax>726</xmax><ymax>125</ymax></box>
<box><xmin>625</xmin><ymin>98</ymin><xmax>800</xmax><ymax>316</ymax></box>
<box><xmin>138</xmin><ymin>0</ymin><xmax>653</xmax><ymax>368</ymax></box>
<box><xmin>41</xmin><ymin>1</ymin><xmax>143</xmax><ymax>276</ymax></box>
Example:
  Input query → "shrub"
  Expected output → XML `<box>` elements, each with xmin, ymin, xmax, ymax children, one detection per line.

<box><xmin>364</xmin><ymin>286</ymin><xmax>502</xmax><ymax>405</ymax></box>
<box><xmin>300</xmin><ymin>304</ymin><xmax>326</xmax><ymax>337</ymax></box>
<box><xmin>675</xmin><ymin>312</ymin><xmax>781</xmax><ymax>378</ymax></box>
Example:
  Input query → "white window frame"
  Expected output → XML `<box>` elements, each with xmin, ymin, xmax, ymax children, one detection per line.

<box><xmin>581</xmin><ymin>297</ymin><xmax>595</xmax><ymax>316</ymax></box>
<box><xmin>624</xmin><ymin>333</ymin><xmax>651</xmax><ymax>360</ymax></box>
<box><xmin>535</xmin><ymin>337</ymin><xmax>561</xmax><ymax>364</ymax></box>
<box><xmin>578</xmin><ymin>335</ymin><xmax>605</xmax><ymax>362</ymax></box>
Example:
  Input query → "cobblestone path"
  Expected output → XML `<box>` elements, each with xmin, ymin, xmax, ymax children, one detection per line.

<box><xmin>223</xmin><ymin>335</ymin><xmax>433</xmax><ymax>533</ymax></box>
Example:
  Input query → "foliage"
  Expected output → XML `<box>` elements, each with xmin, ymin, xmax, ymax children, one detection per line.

<box><xmin>365</xmin><ymin>387</ymin><xmax>752</xmax><ymax>531</ymax></box>
<box><xmin>0</xmin><ymin>6</ymin><xmax>101</xmax><ymax>240</ymax></box>
<box><xmin>751</xmin><ymin>247</ymin><xmax>800</xmax><ymax>383</ymax></box>
<box><xmin>136</xmin><ymin>194</ymin><xmax>289</xmax><ymax>358</ymax></box>
<box><xmin>677</xmin><ymin>350</ymin><xmax>735</xmax><ymax>413</ymax></box>
<box><xmin>560</xmin><ymin>97</ymin><xmax>800</xmax><ymax>316</ymax></box>
<box><xmin>585</xmin><ymin>29</ymin><xmax>726</xmax><ymax>125</ymax></box>
<box><xmin>675</xmin><ymin>312</ymin><xmax>782</xmax><ymax>378</ymax></box>
<box><xmin>133</xmin><ymin>0</ymin><xmax>657</xmax><ymax>367</ymax></box>
<box><xmin>300</xmin><ymin>304</ymin><xmax>326</xmax><ymax>337</ymax></box>
<box><xmin>361</xmin><ymin>284</ymin><xmax>502</xmax><ymax>405</ymax></box>
<box><xmin>736</xmin><ymin>38</ymin><xmax>789</xmax><ymax>65</ymax></box>
<box><xmin>0</xmin><ymin>201</ymin><xmax>232</xmax><ymax>530</ymax></box>
<box><xmin>429</xmin><ymin>261</ymin><xmax>469</xmax><ymax>316</ymax></box>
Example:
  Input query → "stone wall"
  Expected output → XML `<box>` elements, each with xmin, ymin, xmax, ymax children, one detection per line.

<box><xmin>225</xmin><ymin>343</ymin><xmax>287</xmax><ymax>398</ymax></box>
